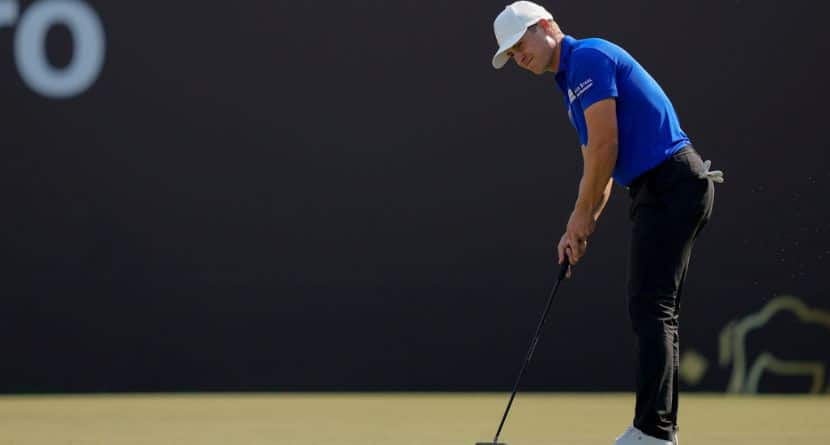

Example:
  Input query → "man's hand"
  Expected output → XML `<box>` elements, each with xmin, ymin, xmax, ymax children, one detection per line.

<box><xmin>556</xmin><ymin>232</ymin><xmax>574</xmax><ymax>278</ymax></box>
<box><xmin>565</xmin><ymin>208</ymin><xmax>596</xmax><ymax>264</ymax></box>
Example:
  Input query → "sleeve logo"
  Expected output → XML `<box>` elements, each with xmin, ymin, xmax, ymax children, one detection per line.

<box><xmin>573</xmin><ymin>78</ymin><xmax>593</xmax><ymax>98</ymax></box>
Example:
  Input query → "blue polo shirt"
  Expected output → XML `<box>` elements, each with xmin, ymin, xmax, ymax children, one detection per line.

<box><xmin>554</xmin><ymin>35</ymin><xmax>690</xmax><ymax>186</ymax></box>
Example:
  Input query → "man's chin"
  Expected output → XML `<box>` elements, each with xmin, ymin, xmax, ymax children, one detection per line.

<box><xmin>524</xmin><ymin>65</ymin><xmax>545</xmax><ymax>76</ymax></box>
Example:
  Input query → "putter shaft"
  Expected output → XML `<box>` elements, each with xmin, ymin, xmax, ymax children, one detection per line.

<box><xmin>491</xmin><ymin>258</ymin><xmax>569</xmax><ymax>444</ymax></box>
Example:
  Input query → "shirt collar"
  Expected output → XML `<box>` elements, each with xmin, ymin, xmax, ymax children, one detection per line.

<box><xmin>556</xmin><ymin>35</ymin><xmax>576</xmax><ymax>76</ymax></box>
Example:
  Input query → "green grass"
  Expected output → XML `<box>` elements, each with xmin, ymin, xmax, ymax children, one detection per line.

<box><xmin>0</xmin><ymin>393</ymin><xmax>827</xmax><ymax>444</ymax></box>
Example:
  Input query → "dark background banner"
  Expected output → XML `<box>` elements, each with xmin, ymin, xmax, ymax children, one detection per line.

<box><xmin>2</xmin><ymin>0</ymin><xmax>828</xmax><ymax>393</ymax></box>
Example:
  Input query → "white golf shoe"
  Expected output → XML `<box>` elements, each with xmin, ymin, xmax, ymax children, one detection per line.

<box><xmin>613</xmin><ymin>426</ymin><xmax>676</xmax><ymax>445</ymax></box>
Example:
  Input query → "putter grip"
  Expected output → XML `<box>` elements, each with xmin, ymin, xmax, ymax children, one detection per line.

<box><xmin>558</xmin><ymin>254</ymin><xmax>570</xmax><ymax>281</ymax></box>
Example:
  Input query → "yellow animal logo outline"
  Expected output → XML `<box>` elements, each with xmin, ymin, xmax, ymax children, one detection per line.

<box><xmin>719</xmin><ymin>295</ymin><xmax>830</xmax><ymax>394</ymax></box>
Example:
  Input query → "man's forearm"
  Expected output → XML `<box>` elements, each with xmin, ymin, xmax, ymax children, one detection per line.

<box><xmin>575</xmin><ymin>142</ymin><xmax>617</xmax><ymax>219</ymax></box>
<box><xmin>592</xmin><ymin>178</ymin><xmax>613</xmax><ymax>220</ymax></box>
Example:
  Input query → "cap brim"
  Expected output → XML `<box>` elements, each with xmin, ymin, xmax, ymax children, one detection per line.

<box><xmin>491</xmin><ymin>29</ymin><xmax>525</xmax><ymax>69</ymax></box>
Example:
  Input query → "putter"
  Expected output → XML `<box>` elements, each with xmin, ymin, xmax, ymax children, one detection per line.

<box><xmin>476</xmin><ymin>255</ymin><xmax>571</xmax><ymax>445</ymax></box>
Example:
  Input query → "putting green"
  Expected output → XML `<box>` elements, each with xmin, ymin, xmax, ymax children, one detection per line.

<box><xmin>0</xmin><ymin>393</ymin><xmax>827</xmax><ymax>444</ymax></box>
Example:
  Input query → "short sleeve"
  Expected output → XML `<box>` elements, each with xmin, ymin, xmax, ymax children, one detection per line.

<box><xmin>570</xmin><ymin>49</ymin><xmax>618</xmax><ymax>110</ymax></box>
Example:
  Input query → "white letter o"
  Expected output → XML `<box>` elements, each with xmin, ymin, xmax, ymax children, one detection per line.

<box><xmin>14</xmin><ymin>0</ymin><xmax>105</xmax><ymax>99</ymax></box>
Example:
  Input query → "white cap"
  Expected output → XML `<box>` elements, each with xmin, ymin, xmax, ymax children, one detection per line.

<box><xmin>492</xmin><ymin>1</ymin><xmax>553</xmax><ymax>69</ymax></box>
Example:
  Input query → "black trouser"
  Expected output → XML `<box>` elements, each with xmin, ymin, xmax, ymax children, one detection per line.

<box><xmin>626</xmin><ymin>146</ymin><xmax>714</xmax><ymax>441</ymax></box>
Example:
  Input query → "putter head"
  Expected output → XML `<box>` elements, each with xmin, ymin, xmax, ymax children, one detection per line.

<box><xmin>475</xmin><ymin>443</ymin><xmax>507</xmax><ymax>445</ymax></box>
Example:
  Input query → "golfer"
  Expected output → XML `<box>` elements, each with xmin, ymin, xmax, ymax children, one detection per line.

<box><xmin>491</xmin><ymin>2</ymin><xmax>722</xmax><ymax>444</ymax></box>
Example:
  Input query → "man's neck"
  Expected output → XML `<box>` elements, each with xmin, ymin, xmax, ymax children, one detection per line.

<box><xmin>548</xmin><ymin>34</ymin><xmax>564</xmax><ymax>73</ymax></box>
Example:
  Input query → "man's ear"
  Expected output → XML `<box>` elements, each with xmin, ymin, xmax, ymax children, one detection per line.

<box><xmin>538</xmin><ymin>19</ymin><xmax>557</xmax><ymax>44</ymax></box>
